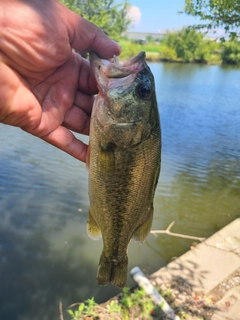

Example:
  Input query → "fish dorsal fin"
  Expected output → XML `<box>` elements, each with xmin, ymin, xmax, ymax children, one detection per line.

<box><xmin>87</xmin><ymin>208</ymin><xmax>102</xmax><ymax>240</ymax></box>
<box><xmin>132</xmin><ymin>208</ymin><xmax>153</xmax><ymax>243</ymax></box>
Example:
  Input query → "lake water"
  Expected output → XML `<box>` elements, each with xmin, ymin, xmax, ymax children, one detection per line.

<box><xmin>1</xmin><ymin>62</ymin><xmax>240</xmax><ymax>320</ymax></box>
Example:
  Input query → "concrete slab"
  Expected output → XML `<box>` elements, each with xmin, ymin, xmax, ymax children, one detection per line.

<box><xmin>150</xmin><ymin>218</ymin><xmax>240</xmax><ymax>293</ymax></box>
<box><xmin>149</xmin><ymin>218</ymin><xmax>240</xmax><ymax>319</ymax></box>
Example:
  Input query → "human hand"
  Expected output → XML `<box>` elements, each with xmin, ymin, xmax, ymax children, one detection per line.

<box><xmin>0</xmin><ymin>0</ymin><xmax>121</xmax><ymax>162</ymax></box>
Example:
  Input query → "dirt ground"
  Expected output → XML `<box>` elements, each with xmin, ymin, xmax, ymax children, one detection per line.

<box><xmin>155</xmin><ymin>267</ymin><xmax>240</xmax><ymax>319</ymax></box>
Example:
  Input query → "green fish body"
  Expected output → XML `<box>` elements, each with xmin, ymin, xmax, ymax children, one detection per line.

<box><xmin>87</xmin><ymin>52</ymin><xmax>161</xmax><ymax>288</ymax></box>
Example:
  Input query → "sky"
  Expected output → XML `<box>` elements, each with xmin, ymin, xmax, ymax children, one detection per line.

<box><xmin>126</xmin><ymin>0</ymin><xmax>225</xmax><ymax>38</ymax></box>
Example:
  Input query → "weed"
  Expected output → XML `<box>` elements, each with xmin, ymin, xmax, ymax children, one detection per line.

<box><xmin>67</xmin><ymin>286</ymin><xmax>158</xmax><ymax>320</ymax></box>
<box><xmin>67</xmin><ymin>297</ymin><xmax>98</xmax><ymax>320</ymax></box>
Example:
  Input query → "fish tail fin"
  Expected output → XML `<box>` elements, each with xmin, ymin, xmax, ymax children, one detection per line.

<box><xmin>97</xmin><ymin>251</ymin><xmax>128</xmax><ymax>288</ymax></box>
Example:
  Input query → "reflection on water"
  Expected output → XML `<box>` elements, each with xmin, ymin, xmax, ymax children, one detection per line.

<box><xmin>0</xmin><ymin>62</ymin><xmax>240</xmax><ymax>320</ymax></box>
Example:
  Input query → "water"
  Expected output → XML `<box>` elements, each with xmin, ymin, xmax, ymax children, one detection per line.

<box><xmin>1</xmin><ymin>62</ymin><xmax>240</xmax><ymax>320</ymax></box>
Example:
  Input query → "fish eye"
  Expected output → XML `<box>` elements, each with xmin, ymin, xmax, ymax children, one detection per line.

<box><xmin>136</xmin><ymin>83</ymin><xmax>152</xmax><ymax>99</ymax></box>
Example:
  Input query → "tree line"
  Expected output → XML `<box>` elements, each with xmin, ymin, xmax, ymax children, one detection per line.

<box><xmin>61</xmin><ymin>0</ymin><xmax>240</xmax><ymax>64</ymax></box>
<box><xmin>158</xmin><ymin>28</ymin><xmax>240</xmax><ymax>64</ymax></box>
<box><xmin>118</xmin><ymin>28</ymin><xmax>240</xmax><ymax>65</ymax></box>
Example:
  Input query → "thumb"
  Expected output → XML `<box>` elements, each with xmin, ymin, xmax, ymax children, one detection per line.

<box><xmin>62</xmin><ymin>4</ymin><xmax>121</xmax><ymax>59</ymax></box>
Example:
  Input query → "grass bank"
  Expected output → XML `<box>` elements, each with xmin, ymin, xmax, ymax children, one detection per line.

<box><xmin>118</xmin><ymin>40</ymin><xmax>221</xmax><ymax>64</ymax></box>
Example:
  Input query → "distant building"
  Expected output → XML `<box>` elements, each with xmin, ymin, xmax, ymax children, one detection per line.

<box><xmin>124</xmin><ymin>31</ymin><xmax>166</xmax><ymax>42</ymax></box>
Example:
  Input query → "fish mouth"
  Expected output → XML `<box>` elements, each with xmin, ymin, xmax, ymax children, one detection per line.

<box><xmin>90</xmin><ymin>51</ymin><xmax>146</xmax><ymax>80</ymax></box>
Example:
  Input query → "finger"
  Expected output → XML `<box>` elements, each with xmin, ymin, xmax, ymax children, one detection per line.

<box><xmin>74</xmin><ymin>91</ymin><xmax>94</xmax><ymax>116</ymax></box>
<box><xmin>77</xmin><ymin>56</ymin><xmax>98</xmax><ymax>95</ymax></box>
<box><xmin>41</xmin><ymin>125</ymin><xmax>88</xmax><ymax>162</ymax></box>
<box><xmin>63</xmin><ymin>104</ymin><xmax>90</xmax><ymax>135</ymax></box>
<box><xmin>63</xmin><ymin>5</ymin><xmax>121</xmax><ymax>58</ymax></box>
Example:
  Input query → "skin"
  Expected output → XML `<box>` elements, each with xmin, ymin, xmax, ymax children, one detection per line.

<box><xmin>0</xmin><ymin>0</ymin><xmax>121</xmax><ymax>162</ymax></box>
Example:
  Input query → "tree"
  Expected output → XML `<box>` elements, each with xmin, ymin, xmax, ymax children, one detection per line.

<box><xmin>160</xmin><ymin>28</ymin><xmax>218</xmax><ymax>62</ymax></box>
<box><xmin>221</xmin><ymin>37</ymin><xmax>240</xmax><ymax>64</ymax></box>
<box><xmin>183</xmin><ymin>0</ymin><xmax>240</xmax><ymax>36</ymax></box>
<box><xmin>61</xmin><ymin>0</ymin><xmax>130</xmax><ymax>41</ymax></box>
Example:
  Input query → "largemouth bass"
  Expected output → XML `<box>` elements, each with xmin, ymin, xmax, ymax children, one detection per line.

<box><xmin>87</xmin><ymin>51</ymin><xmax>161</xmax><ymax>288</ymax></box>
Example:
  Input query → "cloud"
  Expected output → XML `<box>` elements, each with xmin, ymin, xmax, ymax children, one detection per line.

<box><xmin>127</xmin><ymin>6</ymin><xmax>141</xmax><ymax>25</ymax></box>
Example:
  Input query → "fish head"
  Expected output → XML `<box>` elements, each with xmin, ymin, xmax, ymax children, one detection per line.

<box><xmin>90</xmin><ymin>52</ymin><xmax>157</xmax><ymax>147</ymax></box>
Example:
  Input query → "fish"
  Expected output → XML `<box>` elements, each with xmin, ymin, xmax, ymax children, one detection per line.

<box><xmin>87</xmin><ymin>51</ymin><xmax>161</xmax><ymax>288</ymax></box>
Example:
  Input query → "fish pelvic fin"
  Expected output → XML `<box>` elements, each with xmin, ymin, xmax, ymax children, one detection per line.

<box><xmin>97</xmin><ymin>252</ymin><xmax>128</xmax><ymax>288</ymax></box>
<box><xmin>132</xmin><ymin>207</ymin><xmax>153</xmax><ymax>243</ymax></box>
<box><xmin>87</xmin><ymin>209</ymin><xmax>102</xmax><ymax>240</ymax></box>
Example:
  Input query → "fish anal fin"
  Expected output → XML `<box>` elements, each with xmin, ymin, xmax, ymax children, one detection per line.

<box><xmin>87</xmin><ymin>209</ymin><xmax>102</xmax><ymax>240</ymax></box>
<box><xmin>132</xmin><ymin>208</ymin><xmax>153</xmax><ymax>243</ymax></box>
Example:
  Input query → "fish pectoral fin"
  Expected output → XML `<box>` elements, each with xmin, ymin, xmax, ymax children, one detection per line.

<box><xmin>132</xmin><ymin>208</ymin><xmax>153</xmax><ymax>243</ymax></box>
<box><xmin>87</xmin><ymin>209</ymin><xmax>102</xmax><ymax>240</ymax></box>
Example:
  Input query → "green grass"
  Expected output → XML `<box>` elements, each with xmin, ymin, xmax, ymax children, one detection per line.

<box><xmin>67</xmin><ymin>286</ymin><xmax>159</xmax><ymax>320</ymax></box>
<box><xmin>118</xmin><ymin>40</ymin><xmax>161</xmax><ymax>60</ymax></box>
<box><xmin>67</xmin><ymin>284</ymin><xmax>212</xmax><ymax>320</ymax></box>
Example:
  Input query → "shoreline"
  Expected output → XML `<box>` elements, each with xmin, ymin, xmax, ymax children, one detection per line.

<box><xmin>145</xmin><ymin>56</ymin><xmax>224</xmax><ymax>65</ymax></box>
<box><xmin>149</xmin><ymin>218</ymin><xmax>240</xmax><ymax>319</ymax></box>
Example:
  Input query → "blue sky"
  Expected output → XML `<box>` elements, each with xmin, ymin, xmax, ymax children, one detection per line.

<box><xmin>127</xmin><ymin>0</ymin><xmax>202</xmax><ymax>33</ymax></box>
